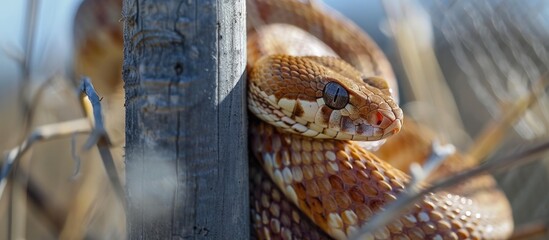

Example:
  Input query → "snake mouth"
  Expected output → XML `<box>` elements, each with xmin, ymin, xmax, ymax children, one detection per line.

<box><xmin>381</xmin><ymin>117</ymin><xmax>402</xmax><ymax>137</ymax></box>
<box><xmin>351</xmin><ymin>118</ymin><xmax>402</xmax><ymax>141</ymax></box>
<box><xmin>346</xmin><ymin>107</ymin><xmax>402</xmax><ymax>141</ymax></box>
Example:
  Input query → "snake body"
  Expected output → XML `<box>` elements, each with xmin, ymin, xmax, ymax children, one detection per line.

<box><xmin>73</xmin><ymin>0</ymin><xmax>514</xmax><ymax>238</ymax></box>
<box><xmin>247</xmin><ymin>0</ymin><xmax>513</xmax><ymax>239</ymax></box>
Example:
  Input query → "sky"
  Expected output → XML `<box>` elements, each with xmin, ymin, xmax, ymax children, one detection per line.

<box><xmin>0</xmin><ymin>0</ymin><xmax>82</xmax><ymax>91</ymax></box>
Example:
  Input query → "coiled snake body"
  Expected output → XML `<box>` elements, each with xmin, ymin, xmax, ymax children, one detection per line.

<box><xmin>247</xmin><ymin>0</ymin><xmax>513</xmax><ymax>239</ymax></box>
<box><xmin>74</xmin><ymin>0</ymin><xmax>514</xmax><ymax>238</ymax></box>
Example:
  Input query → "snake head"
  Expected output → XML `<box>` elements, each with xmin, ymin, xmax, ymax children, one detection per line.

<box><xmin>339</xmin><ymin>75</ymin><xmax>403</xmax><ymax>141</ymax></box>
<box><xmin>248</xmin><ymin>55</ymin><xmax>403</xmax><ymax>141</ymax></box>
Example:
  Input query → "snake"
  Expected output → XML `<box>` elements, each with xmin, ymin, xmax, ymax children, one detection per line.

<box><xmin>246</xmin><ymin>0</ymin><xmax>513</xmax><ymax>239</ymax></box>
<box><xmin>73</xmin><ymin>0</ymin><xmax>514</xmax><ymax>238</ymax></box>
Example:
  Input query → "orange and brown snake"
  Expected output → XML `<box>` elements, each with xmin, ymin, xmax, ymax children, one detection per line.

<box><xmin>74</xmin><ymin>0</ymin><xmax>514</xmax><ymax>239</ymax></box>
<box><xmin>247</xmin><ymin>0</ymin><xmax>513</xmax><ymax>239</ymax></box>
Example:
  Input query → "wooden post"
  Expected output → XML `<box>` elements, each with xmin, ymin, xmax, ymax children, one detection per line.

<box><xmin>122</xmin><ymin>0</ymin><xmax>248</xmax><ymax>238</ymax></box>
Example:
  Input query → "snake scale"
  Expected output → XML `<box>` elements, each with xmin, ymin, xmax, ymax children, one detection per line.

<box><xmin>74</xmin><ymin>0</ymin><xmax>514</xmax><ymax>239</ymax></box>
<box><xmin>246</xmin><ymin>0</ymin><xmax>513</xmax><ymax>239</ymax></box>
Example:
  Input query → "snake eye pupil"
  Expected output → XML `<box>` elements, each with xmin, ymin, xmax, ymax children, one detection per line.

<box><xmin>323</xmin><ymin>82</ymin><xmax>349</xmax><ymax>110</ymax></box>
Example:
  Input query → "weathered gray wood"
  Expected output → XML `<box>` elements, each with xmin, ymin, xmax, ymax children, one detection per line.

<box><xmin>122</xmin><ymin>0</ymin><xmax>248</xmax><ymax>238</ymax></box>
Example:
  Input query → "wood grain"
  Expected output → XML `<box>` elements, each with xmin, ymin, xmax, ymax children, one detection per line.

<box><xmin>122</xmin><ymin>0</ymin><xmax>248</xmax><ymax>238</ymax></box>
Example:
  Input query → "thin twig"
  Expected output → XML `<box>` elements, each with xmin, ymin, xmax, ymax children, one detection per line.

<box><xmin>70</xmin><ymin>133</ymin><xmax>82</xmax><ymax>178</ymax></box>
<box><xmin>350</xmin><ymin>141</ymin><xmax>455</xmax><ymax>239</ymax></box>
<box><xmin>349</xmin><ymin>69</ymin><xmax>548</xmax><ymax>238</ymax></box>
<box><xmin>1</xmin><ymin>43</ymin><xmax>24</xmax><ymax>64</ymax></box>
<box><xmin>408</xmin><ymin>140</ymin><xmax>455</xmax><ymax>185</ymax></box>
<box><xmin>350</xmin><ymin>139</ymin><xmax>549</xmax><ymax>239</ymax></box>
<box><xmin>78</xmin><ymin>77</ymin><xmax>126</xmax><ymax>207</ymax></box>
<box><xmin>382</xmin><ymin>0</ymin><xmax>467</xmax><ymax>145</ymax></box>
<box><xmin>10</xmin><ymin>1</ymin><xmax>40</xmax><ymax>238</ymax></box>
<box><xmin>0</xmin><ymin>118</ymin><xmax>92</xmax><ymax>201</ymax></box>
<box><xmin>17</xmin><ymin>0</ymin><xmax>40</xmax><ymax>140</ymax></box>
<box><xmin>20</xmin><ymin>169</ymin><xmax>67</xmax><ymax>237</ymax></box>
<box><xmin>17</xmin><ymin>74</ymin><xmax>61</xmax><ymax>145</ymax></box>
<box><xmin>467</xmin><ymin>73</ymin><xmax>549</xmax><ymax>163</ymax></box>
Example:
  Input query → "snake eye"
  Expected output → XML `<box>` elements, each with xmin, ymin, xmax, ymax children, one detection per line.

<box><xmin>323</xmin><ymin>81</ymin><xmax>349</xmax><ymax>110</ymax></box>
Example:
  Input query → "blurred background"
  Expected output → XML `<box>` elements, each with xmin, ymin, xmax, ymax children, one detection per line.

<box><xmin>0</xmin><ymin>0</ymin><xmax>79</xmax><ymax>147</ymax></box>
<box><xmin>1</xmin><ymin>0</ymin><xmax>549</xmax><ymax>239</ymax></box>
